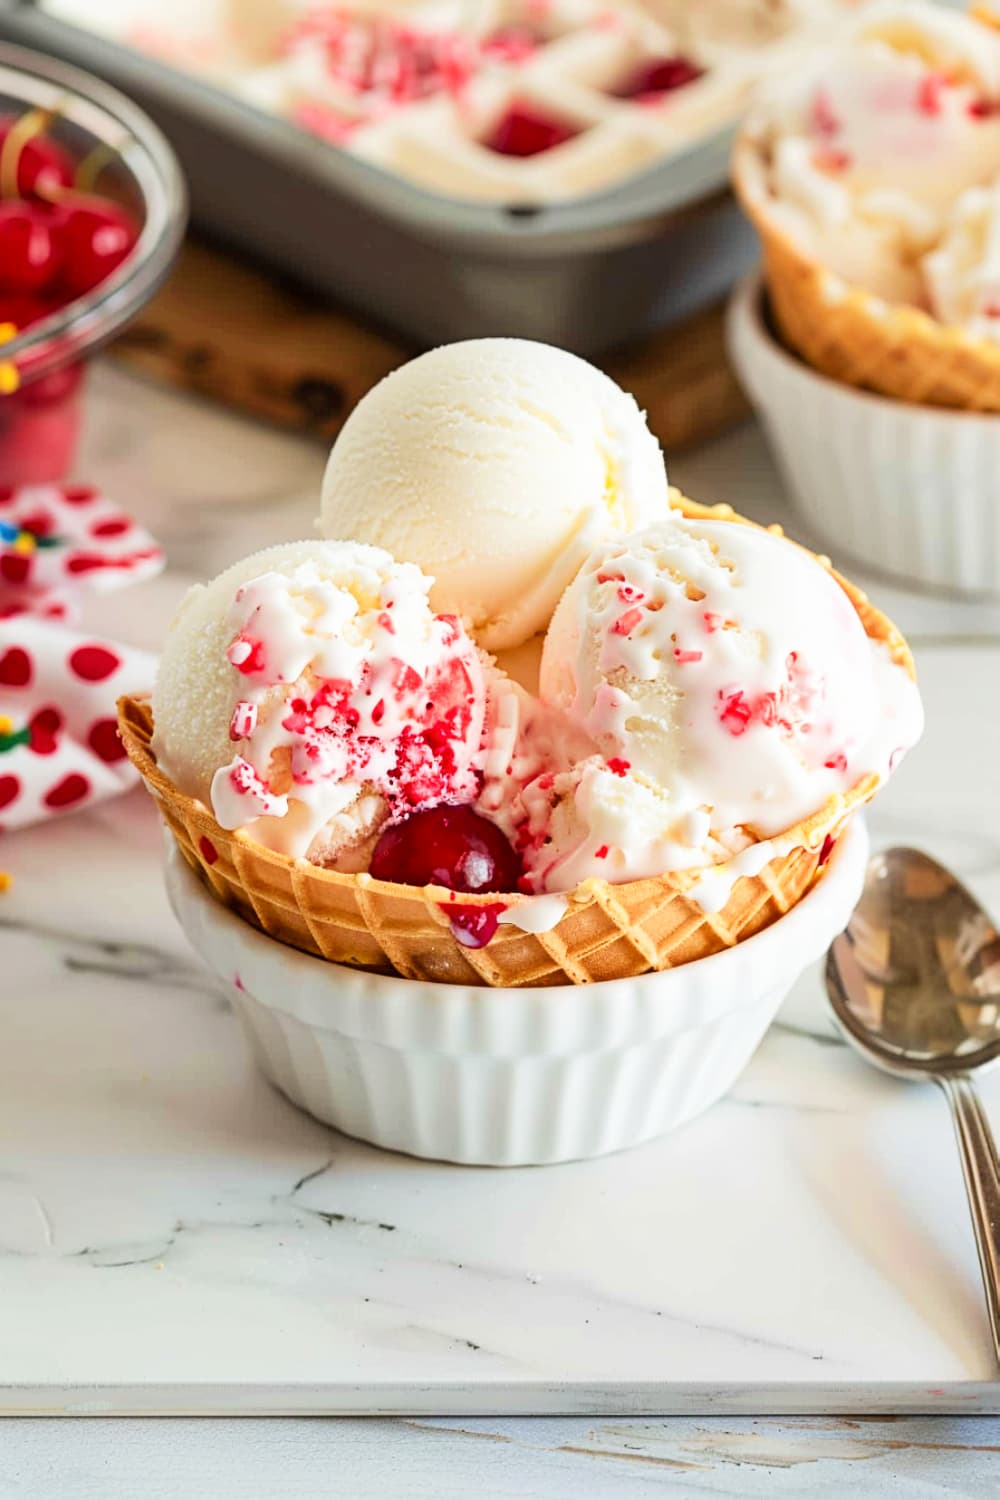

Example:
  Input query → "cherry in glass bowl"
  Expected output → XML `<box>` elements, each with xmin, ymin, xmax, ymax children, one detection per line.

<box><xmin>0</xmin><ymin>43</ymin><xmax>186</xmax><ymax>486</ymax></box>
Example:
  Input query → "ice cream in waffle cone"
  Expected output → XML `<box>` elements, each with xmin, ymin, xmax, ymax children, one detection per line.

<box><xmin>732</xmin><ymin>1</ymin><xmax>1000</xmax><ymax>410</ymax></box>
<box><xmin>119</xmin><ymin>491</ymin><xmax>920</xmax><ymax>990</ymax></box>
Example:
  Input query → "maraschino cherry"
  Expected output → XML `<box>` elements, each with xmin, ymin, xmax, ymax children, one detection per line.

<box><xmin>0</xmin><ymin>115</ymin><xmax>73</xmax><ymax>198</ymax></box>
<box><xmin>0</xmin><ymin>202</ymin><xmax>63</xmax><ymax>292</ymax></box>
<box><xmin>0</xmin><ymin>117</ymin><xmax>139</xmax><ymax>303</ymax></box>
<box><xmin>371</xmin><ymin>803</ymin><xmax>522</xmax><ymax>893</ymax></box>
<box><xmin>0</xmin><ymin>292</ymin><xmax>57</xmax><ymax>332</ymax></box>
<box><xmin>0</xmin><ymin>112</ymin><xmax>137</xmax><ymax>488</ymax></box>
<box><xmin>58</xmin><ymin>197</ymin><xmax>137</xmax><ymax>296</ymax></box>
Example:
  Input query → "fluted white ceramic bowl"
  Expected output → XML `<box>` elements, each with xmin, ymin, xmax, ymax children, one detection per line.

<box><xmin>166</xmin><ymin>818</ymin><xmax>867</xmax><ymax>1166</ymax></box>
<box><xmin>728</xmin><ymin>274</ymin><xmax>1000</xmax><ymax>598</ymax></box>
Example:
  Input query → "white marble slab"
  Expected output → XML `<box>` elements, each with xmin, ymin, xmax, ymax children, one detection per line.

<box><xmin>2</xmin><ymin>367</ymin><xmax>1000</xmax><ymax>1414</ymax></box>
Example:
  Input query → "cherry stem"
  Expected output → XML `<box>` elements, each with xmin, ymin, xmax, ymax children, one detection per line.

<box><xmin>0</xmin><ymin>102</ymin><xmax>62</xmax><ymax>200</ymax></box>
<box><xmin>73</xmin><ymin>141</ymin><xmax>117</xmax><ymax>196</ymax></box>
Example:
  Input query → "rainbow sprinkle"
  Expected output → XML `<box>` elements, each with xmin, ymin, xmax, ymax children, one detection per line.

<box><xmin>0</xmin><ymin>321</ymin><xmax>18</xmax><ymax>396</ymax></box>
<box><xmin>0</xmin><ymin>519</ymin><xmax>58</xmax><ymax>552</ymax></box>
<box><xmin>0</xmin><ymin>715</ymin><xmax>30</xmax><ymax>754</ymax></box>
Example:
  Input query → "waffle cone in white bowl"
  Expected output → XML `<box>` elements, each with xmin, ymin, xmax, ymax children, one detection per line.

<box><xmin>732</xmin><ymin>136</ymin><xmax>1000</xmax><ymax>413</ymax></box>
<box><xmin>119</xmin><ymin>494</ymin><xmax>914</xmax><ymax>989</ymax></box>
<box><xmin>166</xmin><ymin>819</ymin><xmax>870</xmax><ymax>1164</ymax></box>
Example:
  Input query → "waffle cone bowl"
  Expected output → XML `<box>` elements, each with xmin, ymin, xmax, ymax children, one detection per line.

<box><xmin>120</xmin><ymin>496</ymin><xmax>914</xmax><ymax>989</ymax></box>
<box><xmin>732</xmin><ymin>137</ymin><xmax>1000</xmax><ymax>413</ymax></box>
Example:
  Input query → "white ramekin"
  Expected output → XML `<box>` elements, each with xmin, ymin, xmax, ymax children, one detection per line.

<box><xmin>166</xmin><ymin>819</ymin><xmax>867</xmax><ymax>1167</ymax></box>
<box><xmin>727</xmin><ymin>274</ymin><xmax>1000</xmax><ymax>598</ymax></box>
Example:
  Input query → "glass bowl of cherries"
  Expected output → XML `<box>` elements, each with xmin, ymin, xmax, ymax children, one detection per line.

<box><xmin>0</xmin><ymin>43</ymin><xmax>186</xmax><ymax>486</ymax></box>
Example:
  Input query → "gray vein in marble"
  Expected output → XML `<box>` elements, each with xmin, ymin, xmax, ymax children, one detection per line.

<box><xmin>289</xmin><ymin>1157</ymin><xmax>338</xmax><ymax>1195</ymax></box>
<box><xmin>720</xmin><ymin>1097</ymin><xmax>843</xmax><ymax>1114</ymax></box>
<box><xmin>1</xmin><ymin>915</ymin><xmax>229</xmax><ymax>1005</ymax></box>
<box><xmin>292</xmin><ymin>1194</ymin><xmax>841</xmax><ymax>1367</ymax></box>
<box><xmin>292</xmin><ymin>1158</ymin><xmax>819</xmax><ymax>1357</ymax></box>
<box><xmin>0</xmin><ymin>1151</ymin><xmax>850</xmax><ymax>1372</ymax></box>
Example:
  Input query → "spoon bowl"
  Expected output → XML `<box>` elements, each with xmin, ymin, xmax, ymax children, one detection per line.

<box><xmin>827</xmin><ymin>847</ymin><xmax>1000</xmax><ymax>1078</ymax></box>
<box><xmin>826</xmin><ymin>846</ymin><xmax>1000</xmax><ymax>1366</ymax></box>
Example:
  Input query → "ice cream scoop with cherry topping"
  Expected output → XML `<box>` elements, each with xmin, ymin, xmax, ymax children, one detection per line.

<box><xmin>153</xmin><ymin>540</ymin><xmax>504</xmax><ymax>873</ymax></box>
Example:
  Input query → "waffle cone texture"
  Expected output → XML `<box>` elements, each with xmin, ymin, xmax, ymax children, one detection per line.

<box><xmin>732</xmin><ymin>137</ymin><xmax>1000</xmax><ymax>412</ymax></box>
<box><xmin>120</xmin><ymin>494</ymin><xmax>915</xmax><ymax>988</ymax></box>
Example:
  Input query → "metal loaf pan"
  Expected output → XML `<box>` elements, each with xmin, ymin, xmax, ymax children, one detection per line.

<box><xmin>0</xmin><ymin>1</ymin><xmax>757</xmax><ymax>356</ymax></box>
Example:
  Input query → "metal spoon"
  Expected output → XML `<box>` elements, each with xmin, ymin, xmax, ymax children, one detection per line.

<box><xmin>826</xmin><ymin>847</ymin><xmax>1000</xmax><ymax>1364</ymax></box>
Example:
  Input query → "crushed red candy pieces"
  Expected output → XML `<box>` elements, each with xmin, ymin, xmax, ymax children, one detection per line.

<box><xmin>229</xmin><ymin>700</ymin><xmax>258</xmax><ymax>741</ymax></box>
<box><xmin>226</xmin><ymin>636</ymin><xmax>266</xmax><ymax>675</ymax></box>
<box><xmin>812</xmin><ymin>147</ymin><xmax>851</xmax><ymax>173</ymax></box>
<box><xmin>718</xmin><ymin>689</ymin><xmax>753</xmax><ymax>736</ymax></box>
<box><xmin>611</xmin><ymin>606</ymin><xmax>644</xmax><ymax>637</ymax></box>
<box><xmin>482</xmin><ymin>26</ymin><xmax>539</xmax><ymax>63</ymax></box>
<box><xmin>917</xmin><ymin>73</ymin><xmax>946</xmax><ymax>116</ymax></box>
<box><xmin>810</xmin><ymin>88</ymin><xmax>840</xmax><ymax>137</ymax></box>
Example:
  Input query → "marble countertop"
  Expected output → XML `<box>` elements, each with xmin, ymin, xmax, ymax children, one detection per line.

<box><xmin>3</xmin><ymin>364</ymin><xmax>1000</xmax><ymax>1424</ymax></box>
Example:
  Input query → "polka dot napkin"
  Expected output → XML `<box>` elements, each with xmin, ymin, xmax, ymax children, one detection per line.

<box><xmin>0</xmin><ymin>482</ymin><xmax>163</xmax><ymax>622</ymax></box>
<box><xmin>0</xmin><ymin>483</ymin><xmax>162</xmax><ymax>836</ymax></box>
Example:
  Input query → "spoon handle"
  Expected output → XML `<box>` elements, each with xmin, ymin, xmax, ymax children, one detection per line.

<box><xmin>937</xmin><ymin>1074</ymin><xmax>1000</xmax><ymax>1365</ymax></box>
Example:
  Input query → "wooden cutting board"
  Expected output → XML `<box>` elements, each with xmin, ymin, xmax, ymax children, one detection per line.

<box><xmin>110</xmin><ymin>239</ymin><xmax>749</xmax><ymax>452</ymax></box>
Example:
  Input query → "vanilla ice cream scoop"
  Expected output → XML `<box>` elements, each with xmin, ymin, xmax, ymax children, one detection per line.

<box><xmin>319</xmin><ymin>339</ymin><xmax>669</xmax><ymax>653</ymax></box>
<box><xmin>153</xmin><ymin>539</ymin><xmax>488</xmax><ymax>863</ymax></box>
<box><xmin>923</xmin><ymin>181</ymin><xmax>1000</xmax><ymax>340</ymax></box>
<box><xmin>745</xmin><ymin>1</ymin><xmax>1000</xmax><ymax>304</ymax></box>
<box><xmin>530</xmin><ymin>512</ymin><xmax>923</xmax><ymax>890</ymax></box>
